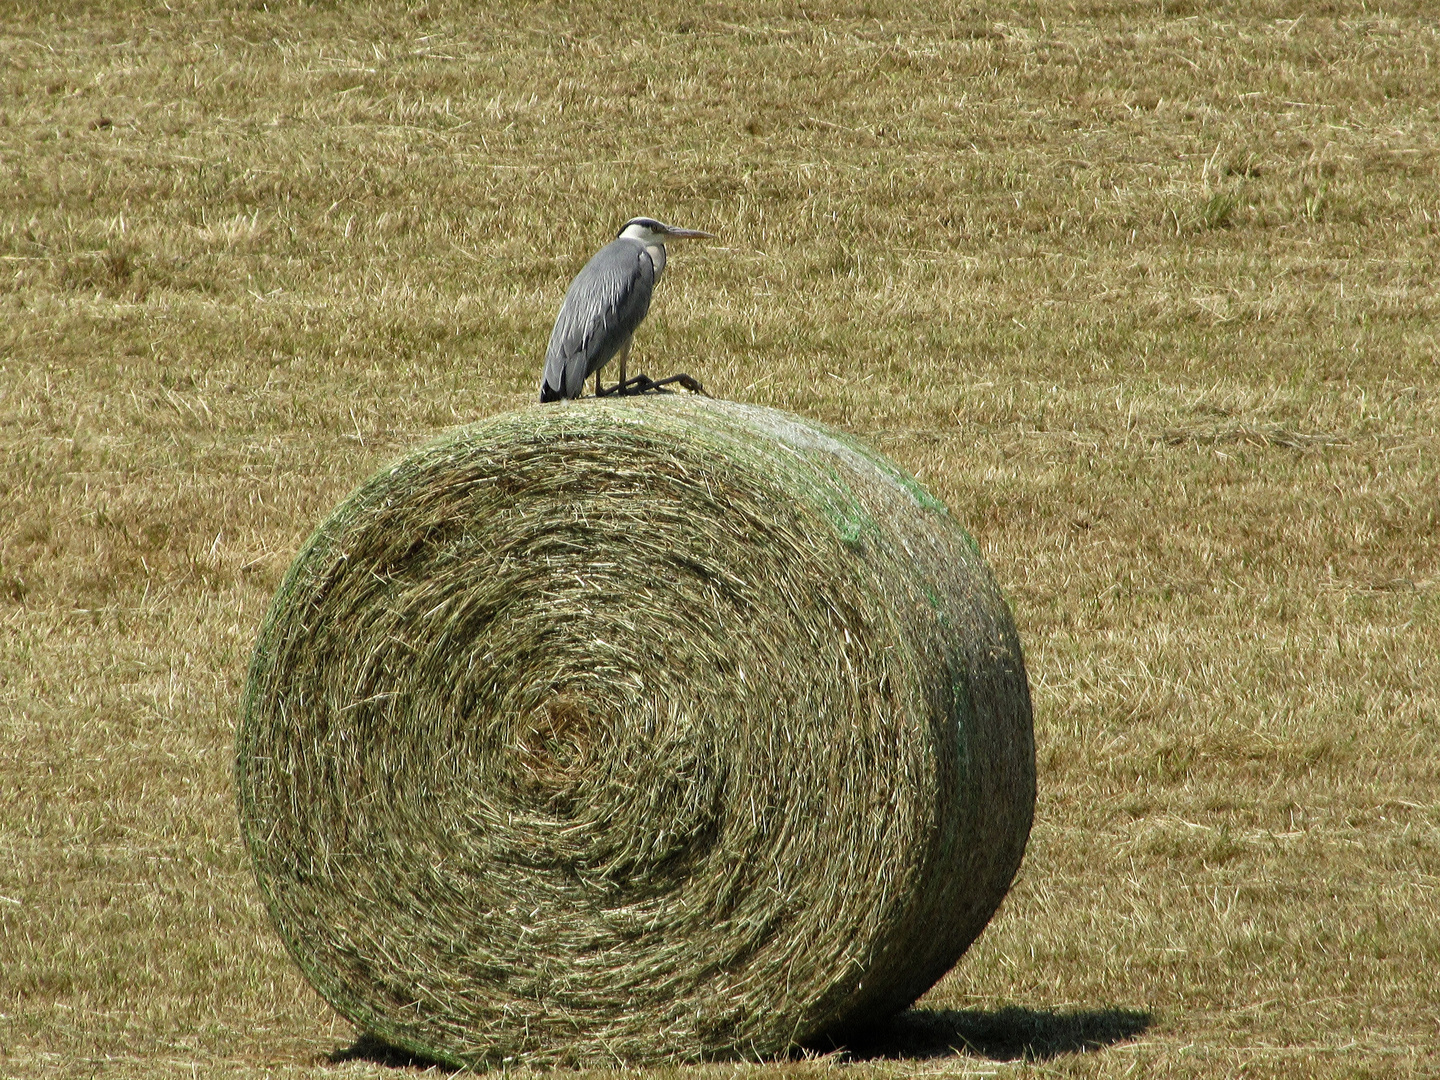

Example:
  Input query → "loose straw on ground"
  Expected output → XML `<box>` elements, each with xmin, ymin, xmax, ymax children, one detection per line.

<box><xmin>237</xmin><ymin>396</ymin><xmax>1035</xmax><ymax>1068</ymax></box>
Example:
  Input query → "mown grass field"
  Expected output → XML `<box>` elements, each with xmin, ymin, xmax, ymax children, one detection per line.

<box><xmin>2</xmin><ymin>1</ymin><xmax>1438</xmax><ymax>1076</ymax></box>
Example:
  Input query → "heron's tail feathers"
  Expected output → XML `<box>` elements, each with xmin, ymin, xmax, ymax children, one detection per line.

<box><xmin>539</xmin><ymin>380</ymin><xmax>564</xmax><ymax>403</ymax></box>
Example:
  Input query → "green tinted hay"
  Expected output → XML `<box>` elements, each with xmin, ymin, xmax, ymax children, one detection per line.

<box><xmin>236</xmin><ymin>397</ymin><xmax>1034</xmax><ymax>1068</ymax></box>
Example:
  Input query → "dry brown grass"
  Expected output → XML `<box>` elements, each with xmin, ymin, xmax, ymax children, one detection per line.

<box><xmin>1</xmin><ymin>1</ymin><xmax>1437</xmax><ymax>1076</ymax></box>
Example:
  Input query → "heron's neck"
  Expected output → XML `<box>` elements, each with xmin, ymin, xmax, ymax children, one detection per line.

<box><xmin>618</xmin><ymin>223</ymin><xmax>667</xmax><ymax>279</ymax></box>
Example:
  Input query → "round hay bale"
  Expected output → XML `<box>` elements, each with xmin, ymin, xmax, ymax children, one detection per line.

<box><xmin>237</xmin><ymin>396</ymin><xmax>1034</xmax><ymax>1068</ymax></box>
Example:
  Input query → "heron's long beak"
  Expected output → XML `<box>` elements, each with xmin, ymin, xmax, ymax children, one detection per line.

<box><xmin>664</xmin><ymin>226</ymin><xmax>716</xmax><ymax>240</ymax></box>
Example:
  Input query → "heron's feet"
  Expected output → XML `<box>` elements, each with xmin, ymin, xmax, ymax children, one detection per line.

<box><xmin>598</xmin><ymin>373</ymin><xmax>709</xmax><ymax>397</ymax></box>
<box><xmin>593</xmin><ymin>371</ymin><xmax>705</xmax><ymax>397</ymax></box>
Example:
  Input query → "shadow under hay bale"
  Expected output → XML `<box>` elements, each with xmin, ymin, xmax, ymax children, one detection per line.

<box><xmin>830</xmin><ymin>1005</ymin><xmax>1153</xmax><ymax>1061</ymax></box>
<box><xmin>237</xmin><ymin>397</ymin><xmax>1035</xmax><ymax>1069</ymax></box>
<box><xmin>335</xmin><ymin>1005</ymin><xmax>1149</xmax><ymax>1071</ymax></box>
<box><xmin>327</xmin><ymin>1032</ymin><xmax>454</xmax><ymax>1071</ymax></box>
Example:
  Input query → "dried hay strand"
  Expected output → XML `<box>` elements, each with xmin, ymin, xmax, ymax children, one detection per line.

<box><xmin>236</xmin><ymin>396</ymin><xmax>1035</xmax><ymax>1068</ymax></box>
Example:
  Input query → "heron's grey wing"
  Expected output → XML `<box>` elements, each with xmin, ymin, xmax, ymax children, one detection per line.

<box><xmin>542</xmin><ymin>239</ymin><xmax>655</xmax><ymax>398</ymax></box>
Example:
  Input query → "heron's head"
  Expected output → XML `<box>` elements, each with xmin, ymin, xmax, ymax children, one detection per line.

<box><xmin>617</xmin><ymin>217</ymin><xmax>716</xmax><ymax>245</ymax></box>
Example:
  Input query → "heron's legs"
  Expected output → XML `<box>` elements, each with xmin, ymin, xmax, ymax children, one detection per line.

<box><xmin>593</xmin><ymin>341</ymin><xmax>634</xmax><ymax>398</ymax></box>
<box><xmin>592</xmin><ymin>339</ymin><xmax>705</xmax><ymax>397</ymax></box>
<box><xmin>611</xmin><ymin>371</ymin><xmax>709</xmax><ymax>397</ymax></box>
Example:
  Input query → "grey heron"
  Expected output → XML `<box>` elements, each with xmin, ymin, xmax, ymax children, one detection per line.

<box><xmin>539</xmin><ymin>217</ymin><xmax>714</xmax><ymax>402</ymax></box>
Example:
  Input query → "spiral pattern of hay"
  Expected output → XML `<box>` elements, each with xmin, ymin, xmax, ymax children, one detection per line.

<box><xmin>237</xmin><ymin>397</ymin><xmax>1034</xmax><ymax>1068</ymax></box>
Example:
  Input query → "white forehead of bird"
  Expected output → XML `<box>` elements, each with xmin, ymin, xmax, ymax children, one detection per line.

<box><xmin>617</xmin><ymin>217</ymin><xmax>672</xmax><ymax>243</ymax></box>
